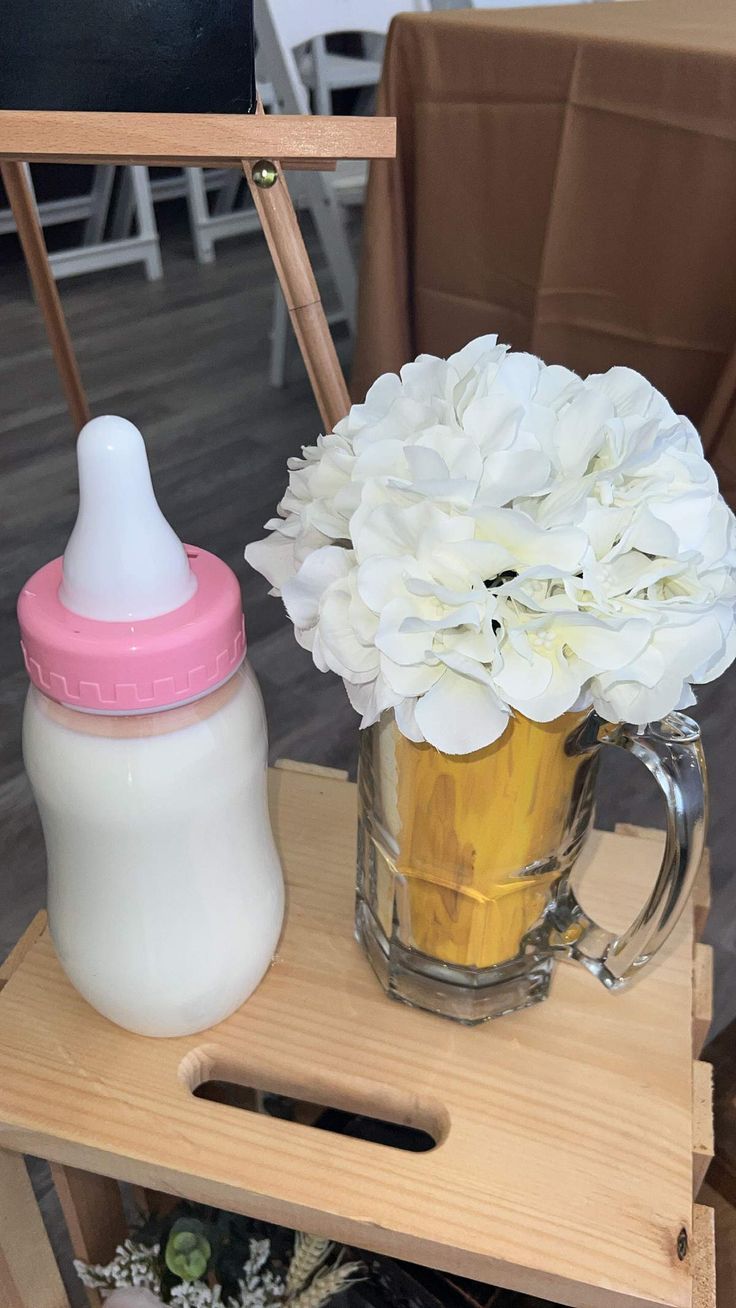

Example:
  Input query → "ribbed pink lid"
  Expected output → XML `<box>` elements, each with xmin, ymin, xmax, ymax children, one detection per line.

<box><xmin>18</xmin><ymin>547</ymin><xmax>246</xmax><ymax>714</ymax></box>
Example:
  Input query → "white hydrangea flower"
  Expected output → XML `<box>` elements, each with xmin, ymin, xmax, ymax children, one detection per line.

<box><xmin>246</xmin><ymin>338</ymin><xmax>736</xmax><ymax>754</ymax></box>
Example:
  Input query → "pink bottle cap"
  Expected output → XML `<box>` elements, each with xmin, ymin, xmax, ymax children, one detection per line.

<box><xmin>18</xmin><ymin>417</ymin><xmax>246</xmax><ymax>714</ymax></box>
<box><xmin>19</xmin><ymin>548</ymin><xmax>245</xmax><ymax>714</ymax></box>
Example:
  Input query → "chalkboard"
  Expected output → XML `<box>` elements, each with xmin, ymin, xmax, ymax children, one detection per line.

<box><xmin>0</xmin><ymin>0</ymin><xmax>256</xmax><ymax>114</ymax></box>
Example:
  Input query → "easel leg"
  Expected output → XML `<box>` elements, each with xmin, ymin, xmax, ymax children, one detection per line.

<box><xmin>1</xmin><ymin>161</ymin><xmax>90</xmax><ymax>433</ymax></box>
<box><xmin>244</xmin><ymin>160</ymin><xmax>350</xmax><ymax>431</ymax></box>
<box><xmin>0</xmin><ymin>1149</ymin><xmax>69</xmax><ymax>1308</ymax></box>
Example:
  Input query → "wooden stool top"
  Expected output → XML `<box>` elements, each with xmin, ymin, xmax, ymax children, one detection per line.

<box><xmin>0</xmin><ymin>767</ymin><xmax>713</xmax><ymax>1308</ymax></box>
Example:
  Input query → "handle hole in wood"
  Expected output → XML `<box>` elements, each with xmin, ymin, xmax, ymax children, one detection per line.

<box><xmin>182</xmin><ymin>1050</ymin><xmax>445</xmax><ymax>1153</ymax></box>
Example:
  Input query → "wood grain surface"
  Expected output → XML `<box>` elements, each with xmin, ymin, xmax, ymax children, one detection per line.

<box><xmin>693</xmin><ymin>1060</ymin><xmax>714</xmax><ymax>1197</ymax></box>
<box><xmin>49</xmin><ymin>1165</ymin><xmax>127</xmax><ymax>1308</ymax></box>
<box><xmin>243</xmin><ymin>147</ymin><xmax>350</xmax><ymax>432</ymax></box>
<box><xmin>0</xmin><ymin>163</ymin><xmax>89</xmax><ymax>432</ymax></box>
<box><xmin>692</xmin><ymin>1204</ymin><xmax>715</xmax><ymax>1308</ymax></box>
<box><xmin>0</xmin><ymin>768</ymin><xmax>703</xmax><ymax>1308</ymax></box>
<box><xmin>694</xmin><ymin>944</ymin><xmax>715</xmax><ymax>1058</ymax></box>
<box><xmin>698</xmin><ymin>1182</ymin><xmax>736</xmax><ymax>1306</ymax></box>
<box><xmin>0</xmin><ymin>1148</ymin><xmax>69</xmax><ymax>1308</ymax></box>
<box><xmin>0</xmin><ymin>111</ymin><xmax>396</xmax><ymax>166</ymax></box>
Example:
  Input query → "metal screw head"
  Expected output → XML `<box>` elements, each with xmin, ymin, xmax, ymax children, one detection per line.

<box><xmin>252</xmin><ymin>159</ymin><xmax>278</xmax><ymax>189</ymax></box>
<box><xmin>677</xmin><ymin>1228</ymin><xmax>688</xmax><ymax>1261</ymax></box>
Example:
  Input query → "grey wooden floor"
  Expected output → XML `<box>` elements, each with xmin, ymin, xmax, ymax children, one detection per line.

<box><xmin>1</xmin><ymin>210</ymin><xmax>735</xmax><ymax>1016</ymax></box>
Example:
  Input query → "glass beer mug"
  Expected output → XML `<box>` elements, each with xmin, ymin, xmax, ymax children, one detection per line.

<box><xmin>355</xmin><ymin>708</ymin><xmax>707</xmax><ymax>1023</ymax></box>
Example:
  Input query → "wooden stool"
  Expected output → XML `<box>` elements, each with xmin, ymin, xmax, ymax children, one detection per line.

<box><xmin>699</xmin><ymin>1009</ymin><xmax>736</xmax><ymax>1304</ymax></box>
<box><xmin>0</xmin><ymin>766</ymin><xmax>718</xmax><ymax>1308</ymax></box>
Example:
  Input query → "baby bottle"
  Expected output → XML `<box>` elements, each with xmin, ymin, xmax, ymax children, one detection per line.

<box><xmin>18</xmin><ymin>416</ymin><xmax>284</xmax><ymax>1037</ymax></box>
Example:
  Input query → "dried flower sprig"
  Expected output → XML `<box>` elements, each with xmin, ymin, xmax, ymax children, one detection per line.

<box><xmin>76</xmin><ymin>1230</ymin><xmax>363</xmax><ymax>1308</ymax></box>
<box><xmin>285</xmin><ymin>1234</ymin><xmax>331</xmax><ymax>1296</ymax></box>
<box><xmin>75</xmin><ymin>1240</ymin><xmax>162</xmax><ymax>1296</ymax></box>
<box><xmin>288</xmin><ymin>1261</ymin><xmax>363</xmax><ymax>1308</ymax></box>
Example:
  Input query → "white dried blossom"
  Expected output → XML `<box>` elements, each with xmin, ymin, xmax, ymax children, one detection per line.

<box><xmin>246</xmin><ymin>337</ymin><xmax>736</xmax><ymax>753</ymax></box>
<box><xmin>171</xmin><ymin>1283</ymin><xmax>223</xmax><ymax>1308</ymax></box>
<box><xmin>75</xmin><ymin>1241</ymin><xmax>162</xmax><ymax>1296</ymax></box>
<box><xmin>225</xmin><ymin>1237</ymin><xmax>286</xmax><ymax>1307</ymax></box>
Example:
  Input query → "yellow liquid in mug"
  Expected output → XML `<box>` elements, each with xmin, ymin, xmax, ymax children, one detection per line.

<box><xmin>372</xmin><ymin>712</ymin><xmax>592</xmax><ymax>969</ymax></box>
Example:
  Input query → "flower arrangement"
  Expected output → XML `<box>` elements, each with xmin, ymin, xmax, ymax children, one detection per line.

<box><xmin>246</xmin><ymin>337</ymin><xmax>736</xmax><ymax>754</ymax></box>
<box><xmin>76</xmin><ymin>1212</ymin><xmax>362</xmax><ymax>1308</ymax></box>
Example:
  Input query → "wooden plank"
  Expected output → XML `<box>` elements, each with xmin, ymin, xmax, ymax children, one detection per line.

<box><xmin>692</xmin><ymin>1204</ymin><xmax>716</xmax><ymax>1308</ymax></box>
<box><xmin>0</xmin><ymin>163</ymin><xmax>89</xmax><ymax>433</ymax></box>
<box><xmin>614</xmin><ymin>823</ymin><xmax>661</xmax><ymax>841</ymax></box>
<box><xmin>130</xmin><ymin>1187</ymin><xmax>178</xmax><ymax>1219</ymax></box>
<box><xmin>0</xmin><ymin>1149</ymin><xmax>68</xmax><ymax>1308</ymax></box>
<box><xmin>699</xmin><ymin>1183</ymin><xmax>736</xmax><ymax>1306</ymax></box>
<box><xmin>0</xmin><ymin>919</ymin><xmax>69</xmax><ymax>1308</ymax></box>
<box><xmin>694</xmin><ymin>851</ymin><xmax>711</xmax><ymax>942</ymax></box>
<box><xmin>703</xmin><ymin>1016</ymin><xmax>736</xmax><ymax>1212</ymax></box>
<box><xmin>274</xmin><ymin>759</ymin><xmax>349</xmax><ymax>782</ymax></box>
<box><xmin>693</xmin><ymin>1060</ymin><xmax>714</xmax><ymax>1196</ymax></box>
<box><xmin>0</xmin><ymin>111</ymin><xmax>396</xmax><ymax>166</ymax></box>
<box><xmin>694</xmin><ymin>945</ymin><xmax>714</xmax><ymax>1057</ymax></box>
<box><xmin>281</xmin><ymin>159</ymin><xmax>338</xmax><ymax>171</ymax></box>
<box><xmin>0</xmin><ymin>781</ymin><xmax>696</xmax><ymax>1308</ymax></box>
<box><xmin>0</xmin><ymin>911</ymin><xmax>47</xmax><ymax>991</ymax></box>
<box><xmin>244</xmin><ymin>154</ymin><xmax>350</xmax><ymax>432</ymax></box>
<box><xmin>50</xmin><ymin>1165</ymin><xmax>128</xmax><ymax>1308</ymax></box>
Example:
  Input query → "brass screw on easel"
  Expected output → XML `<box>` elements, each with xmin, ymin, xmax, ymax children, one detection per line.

<box><xmin>252</xmin><ymin>159</ymin><xmax>278</xmax><ymax>188</ymax></box>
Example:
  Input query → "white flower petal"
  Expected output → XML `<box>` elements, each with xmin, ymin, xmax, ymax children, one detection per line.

<box><xmin>245</xmin><ymin>533</ymin><xmax>297</xmax><ymax>592</ymax></box>
<box><xmin>510</xmin><ymin>654</ymin><xmax>584</xmax><ymax>721</ymax></box>
<box><xmin>394</xmin><ymin>696</ymin><xmax>426</xmax><ymax>742</ymax></box>
<box><xmin>376</xmin><ymin>597</ymin><xmax>436</xmax><ymax>666</ymax></box>
<box><xmin>400</xmin><ymin>602</ymin><xmax>483</xmax><ymax>635</ymax></box>
<box><xmin>316</xmin><ymin>579</ymin><xmax>379</xmax><ymax>682</ymax></box>
<box><xmin>476</xmin><ymin>445</ymin><xmax>551</xmax><ymax>507</ymax></box>
<box><xmin>558</xmin><ymin>615</ymin><xmax>651</xmax><ymax>671</ymax></box>
<box><xmin>552</xmin><ymin>388</ymin><xmax>613</xmax><ymax>476</ymax></box>
<box><xmin>345</xmin><ymin>674</ymin><xmax>402</xmax><ymax>728</ymax></box>
<box><xmin>494</xmin><ymin>643</ymin><xmax>553</xmax><ymax>702</ymax></box>
<box><xmin>414</xmin><ymin>669</ymin><xmax>510</xmax><ymax>753</ymax></box>
<box><xmin>482</xmin><ymin>508</ymin><xmax>588</xmax><ymax>569</ymax></box>
<box><xmin>380</xmin><ymin>652</ymin><xmax>443</xmax><ymax>697</ymax></box>
<box><xmin>592</xmin><ymin>672</ymin><xmax>688</xmax><ymax>724</ymax></box>
<box><xmin>281</xmin><ymin>546</ymin><xmax>352</xmax><ymax>629</ymax></box>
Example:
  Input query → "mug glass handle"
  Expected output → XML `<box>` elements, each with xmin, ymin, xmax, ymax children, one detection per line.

<box><xmin>546</xmin><ymin>712</ymin><xmax>707</xmax><ymax>990</ymax></box>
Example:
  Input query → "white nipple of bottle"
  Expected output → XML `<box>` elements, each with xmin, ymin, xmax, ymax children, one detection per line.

<box><xmin>59</xmin><ymin>416</ymin><xmax>197</xmax><ymax>621</ymax></box>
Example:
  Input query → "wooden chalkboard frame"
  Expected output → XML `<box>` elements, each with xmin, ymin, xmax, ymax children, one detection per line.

<box><xmin>0</xmin><ymin>106</ymin><xmax>397</xmax><ymax>432</ymax></box>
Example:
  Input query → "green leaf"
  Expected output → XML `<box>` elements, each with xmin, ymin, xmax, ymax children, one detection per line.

<box><xmin>164</xmin><ymin>1219</ymin><xmax>212</xmax><ymax>1282</ymax></box>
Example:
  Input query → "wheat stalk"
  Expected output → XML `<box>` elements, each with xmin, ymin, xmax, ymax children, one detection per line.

<box><xmin>285</xmin><ymin>1233</ymin><xmax>332</xmax><ymax>1296</ymax></box>
<box><xmin>287</xmin><ymin>1261</ymin><xmax>363</xmax><ymax>1308</ymax></box>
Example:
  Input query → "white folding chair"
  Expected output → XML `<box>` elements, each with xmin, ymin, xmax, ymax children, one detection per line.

<box><xmin>255</xmin><ymin>0</ymin><xmax>429</xmax><ymax>389</ymax></box>
<box><xmin>108</xmin><ymin>82</ymin><xmax>276</xmax><ymax>268</ymax></box>
<box><xmin>0</xmin><ymin>164</ymin><xmax>162</xmax><ymax>282</ymax></box>
<box><xmin>298</xmin><ymin>36</ymin><xmax>383</xmax><ymax>118</ymax></box>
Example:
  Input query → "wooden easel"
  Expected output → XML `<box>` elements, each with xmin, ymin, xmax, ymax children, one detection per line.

<box><xmin>0</xmin><ymin>107</ymin><xmax>396</xmax><ymax>432</ymax></box>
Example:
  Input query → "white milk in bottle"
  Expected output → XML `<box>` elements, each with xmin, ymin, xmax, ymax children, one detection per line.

<box><xmin>18</xmin><ymin>416</ymin><xmax>284</xmax><ymax>1036</ymax></box>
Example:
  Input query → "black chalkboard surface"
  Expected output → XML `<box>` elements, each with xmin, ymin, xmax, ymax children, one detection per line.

<box><xmin>0</xmin><ymin>0</ymin><xmax>256</xmax><ymax>114</ymax></box>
